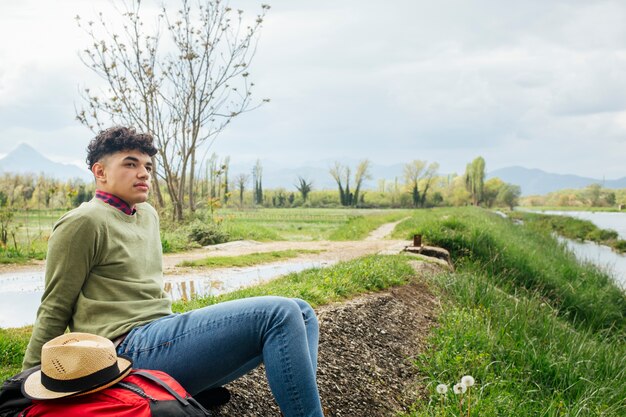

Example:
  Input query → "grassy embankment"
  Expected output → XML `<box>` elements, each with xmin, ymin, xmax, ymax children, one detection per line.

<box><xmin>511</xmin><ymin>210</ymin><xmax>626</xmax><ymax>253</ymax></box>
<box><xmin>393</xmin><ymin>207</ymin><xmax>626</xmax><ymax>416</ymax></box>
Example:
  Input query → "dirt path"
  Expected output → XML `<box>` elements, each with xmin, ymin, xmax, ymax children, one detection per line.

<box><xmin>364</xmin><ymin>217</ymin><xmax>409</xmax><ymax>241</ymax></box>
<box><xmin>163</xmin><ymin>220</ymin><xmax>409</xmax><ymax>275</ymax></box>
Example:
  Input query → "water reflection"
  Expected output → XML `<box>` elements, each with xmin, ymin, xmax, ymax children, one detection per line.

<box><xmin>557</xmin><ymin>236</ymin><xmax>626</xmax><ymax>289</ymax></box>
<box><xmin>0</xmin><ymin>271</ymin><xmax>44</xmax><ymax>328</ymax></box>
<box><xmin>164</xmin><ymin>261</ymin><xmax>333</xmax><ymax>301</ymax></box>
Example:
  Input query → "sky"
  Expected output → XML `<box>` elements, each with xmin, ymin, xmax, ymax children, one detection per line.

<box><xmin>1</xmin><ymin>0</ymin><xmax>626</xmax><ymax>179</ymax></box>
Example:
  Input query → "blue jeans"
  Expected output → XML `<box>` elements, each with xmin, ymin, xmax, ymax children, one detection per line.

<box><xmin>116</xmin><ymin>296</ymin><xmax>324</xmax><ymax>417</ymax></box>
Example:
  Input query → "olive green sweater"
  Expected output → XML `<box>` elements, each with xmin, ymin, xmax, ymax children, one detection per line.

<box><xmin>22</xmin><ymin>199</ymin><xmax>172</xmax><ymax>369</ymax></box>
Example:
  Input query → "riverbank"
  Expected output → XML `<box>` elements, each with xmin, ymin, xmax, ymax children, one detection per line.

<box><xmin>393</xmin><ymin>207</ymin><xmax>626</xmax><ymax>416</ymax></box>
<box><xmin>521</xmin><ymin>206</ymin><xmax>624</xmax><ymax>213</ymax></box>
<box><xmin>511</xmin><ymin>210</ymin><xmax>626</xmax><ymax>253</ymax></box>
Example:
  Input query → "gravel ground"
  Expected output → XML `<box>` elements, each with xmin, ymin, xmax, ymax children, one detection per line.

<box><xmin>213</xmin><ymin>261</ymin><xmax>442</xmax><ymax>417</ymax></box>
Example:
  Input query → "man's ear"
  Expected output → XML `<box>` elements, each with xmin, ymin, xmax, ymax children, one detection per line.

<box><xmin>92</xmin><ymin>161</ymin><xmax>106</xmax><ymax>184</ymax></box>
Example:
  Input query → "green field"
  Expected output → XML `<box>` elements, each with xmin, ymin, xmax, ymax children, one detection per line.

<box><xmin>219</xmin><ymin>208</ymin><xmax>409</xmax><ymax>241</ymax></box>
<box><xmin>0</xmin><ymin>209</ymin><xmax>64</xmax><ymax>262</ymax></box>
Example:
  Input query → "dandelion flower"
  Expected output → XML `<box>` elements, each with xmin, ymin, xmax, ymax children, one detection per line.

<box><xmin>436</xmin><ymin>384</ymin><xmax>448</xmax><ymax>394</ymax></box>
<box><xmin>461</xmin><ymin>375</ymin><xmax>475</xmax><ymax>387</ymax></box>
<box><xmin>453</xmin><ymin>383</ymin><xmax>467</xmax><ymax>394</ymax></box>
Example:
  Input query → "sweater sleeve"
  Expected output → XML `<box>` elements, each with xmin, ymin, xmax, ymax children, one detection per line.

<box><xmin>22</xmin><ymin>213</ymin><xmax>100</xmax><ymax>369</ymax></box>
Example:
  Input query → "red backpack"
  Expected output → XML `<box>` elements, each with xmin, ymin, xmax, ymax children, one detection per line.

<box><xmin>19</xmin><ymin>369</ymin><xmax>212</xmax><ymax>417</ymax></box>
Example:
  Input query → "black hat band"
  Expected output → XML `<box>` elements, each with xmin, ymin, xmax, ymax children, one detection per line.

<box><xmin>40</xmin><ymin>362</ymin><xmax>122</xmax><ymax>393</ymax></box>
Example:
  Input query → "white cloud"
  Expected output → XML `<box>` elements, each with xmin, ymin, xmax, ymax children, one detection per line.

<box><xmin>0</xmin><ymin>0</ymin><xmax>625</xmax><ymax>179</ymax></box>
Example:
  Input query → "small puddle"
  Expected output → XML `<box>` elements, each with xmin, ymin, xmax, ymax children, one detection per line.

<box><xmin>164</xmin><ymin>261</ymin><xmax>334</xmax><ymax>300</ymax></box>
<box><xmin>0</xmin><ymin>261</ymin><xmax>334</xmax><ymax>328</ymax></box>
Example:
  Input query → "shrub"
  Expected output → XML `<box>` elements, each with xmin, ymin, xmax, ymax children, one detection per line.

<box><xmin>188</xmin><ymin>221</ymin><xmax>230</xmax><ymax>246</ymax></box>
<box><xmin>587</xmin><ymin>228</ymin><xmax>619</xmax><ymax>241</ymax></box>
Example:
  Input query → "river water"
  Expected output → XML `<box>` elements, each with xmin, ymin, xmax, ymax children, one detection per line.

<box><xmin>0</xmin><ymin>261</ymin><xmax>333</xmax><ymax>329</ymax></box>
<box><xmin>537</xmin><ymin>210</ymin><xmax>626</xmax><ymax>240</ymax></box>
<box><xmin>524</xmin><ymin>210</ymin><xmax>626</xmax><ymax>289</ymax></box>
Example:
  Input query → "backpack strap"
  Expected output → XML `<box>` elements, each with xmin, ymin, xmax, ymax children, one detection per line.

<box><xmin>130</xmin><ymin>371</ymin><xmax>212</xmax><ymax>416</ymax></box>
<box><xmin>131</xmin><ymin>371</ymin><xmax>189</xmax><ymax>406</ymax></box>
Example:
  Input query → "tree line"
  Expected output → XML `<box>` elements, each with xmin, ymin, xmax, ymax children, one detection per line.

<box><xmin>168</xmin><ymin>155</ymin><xmax>521</xmax><ymax>211</ymax></box>
<box><xmin>522</xmin><ymin>183</ymin><xmax>626</xmax><ymax>208</ymax></box>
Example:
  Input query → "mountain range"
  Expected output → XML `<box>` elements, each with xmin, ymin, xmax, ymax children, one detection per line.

<box><xmin>1</xmin><ymin>143</ymin><xmax>624</xmax><ymax>196</ymax></box>
<box><xmin>486</xmin><ymin>166</ymin><xmax>626</xmax><ymax>196</ymax></box>
<box><xmin>0</xmin><ymin>143</ymin><xmax>92</xmax><ymax>182</ymax></box>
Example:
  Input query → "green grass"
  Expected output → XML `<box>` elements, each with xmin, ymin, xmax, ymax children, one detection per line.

<box><xmin>221</xmin><ymin>221</ymin><xmax>282</xmax><ymax>241</ymax></box>
<box><xmin>0</xmin><ymin>209</ymin><xmax>61</xmax><ymax>262</ymax></box>
<box><xmin>219</xmin><ymin>208</ymin><xmax>407</xmax><ymax>241</ymax></box>
<box><xmin>177</xmin><ymin>249</ymin><xmax>323</xmax><ymax>268</ymax></box>
<box><xmin>405</xmin><ymin>273</ymin><xmax>626</xmax><ymax>417</ymax></box>
<box><xmin>0</xmin><ymin>327</ymin><xmax>32</xmax><ymax>381</ymax></box>
<box><xmin>328</xmin><ymin>210</ymin><xmax>410</xmax><ymax>240</ymax></box>
<box><xmin>218</xmin><ymin>208</ymin><xmax>354</xmax><ymax>241</ymax></box>
<box><xmin>394</xmin><ymin>207</ymin><xmax>626</xmax><ymax>416</ymax></box>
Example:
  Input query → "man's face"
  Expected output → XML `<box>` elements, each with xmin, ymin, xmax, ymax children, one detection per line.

<box><xmin>92</xmin><ymin>149</ymin><xmax>153</xmax><ymax>206</ymax></box>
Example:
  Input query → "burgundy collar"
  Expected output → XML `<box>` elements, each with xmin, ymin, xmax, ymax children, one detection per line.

<box><xmin>95</xmin><ymin>190</ymin><xmax>136</xmax><ymax>215</ymax></box>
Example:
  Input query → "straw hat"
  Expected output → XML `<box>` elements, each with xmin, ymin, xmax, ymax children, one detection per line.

<box><xmin>22</xmin><ymin>332</ymin><xmax>132</xmax><ymax>400</ymax></box>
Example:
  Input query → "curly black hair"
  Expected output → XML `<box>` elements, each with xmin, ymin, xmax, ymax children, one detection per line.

<box><xmin>86</xmin><ymin>126</ymin><xmax>158</xmax><ymax>169</ymax></box>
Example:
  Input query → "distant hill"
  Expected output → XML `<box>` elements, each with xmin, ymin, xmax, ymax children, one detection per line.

<box><xmin>488</xmin><ymin>166</ymin><xmax>626</xmax><ymax>196</ymax></box>
<box><xmin>0</xmin><ymin>143</ymin><xmax>92</xmax><ymax>182</ymax></box>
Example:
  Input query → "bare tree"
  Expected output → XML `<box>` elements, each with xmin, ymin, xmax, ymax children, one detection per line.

<box><xmin>295</xmin><ymin>177</ymin><xmax>313</xmax><ymax>202</ymax></box>
<box><xmin>75</xmin><ymin>0</ymin><xmax>270</xmax><ymax>221</ymax></box>
<box><xmin>252</xmin><ymin>159</ymin><xmax>263</xmax><ymax>205</ymax></box>
<box><xmin>329</xmin><ymin>162</ymin><xmax>348</xmax><ymax>206</ymax></box>
<box><xmin>234</xmin><ymin>173</ymin><xmax>249</xmax><ymax>207</ymax></box>
<box><xmin>329</xmin><ymin>160</ymin><xmax>370</xmax><ymax>206</ymax></box>
<box><xmin>352</xmin><ymin>159</ymin><xmax>371</xmax><ymax>206</ymax></box>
